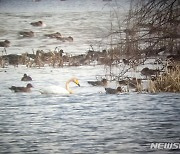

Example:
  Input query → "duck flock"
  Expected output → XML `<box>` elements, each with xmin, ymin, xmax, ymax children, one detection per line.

<box><xmin>0</xmin><ymin>20</ymin><xmax>73</xmax><ymax>46</ymax></box>
<box><xmin>7</xmin><ymin>74</ymin><xmax>133</xmax><ymax>94</ymax></box>
<box><xmin>4</xmin><ymin>52</ymin><xmax>180</xmax><ymax>94</ymax></box>
<box><xmin>0</xmin><ymin>19</ymin><xmax>180</xmax><ymax>94</ymax></box>
<box><xmin>0</xmin><ymin>19</ymin><xmax>76</xmax><ymax>68</ymax></box>
<box><xmin>9</xmin><ymin>74</ymin><xmax>33</xmax><ymax>93</ymax></box>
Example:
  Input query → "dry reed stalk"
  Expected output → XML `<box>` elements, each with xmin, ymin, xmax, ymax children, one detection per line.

<box><xmin>148</xmin><ymin>65</ymin><xmax>180</xmax><ymax>93</ymax></box>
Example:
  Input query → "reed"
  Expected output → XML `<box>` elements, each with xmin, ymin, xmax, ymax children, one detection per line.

<box><xmin>148</xmin><ymin>65</ymin><xmax>180</xmax><ymax>93</ymax></box>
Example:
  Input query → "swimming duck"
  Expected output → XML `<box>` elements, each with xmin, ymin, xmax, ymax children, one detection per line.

<box><xmin>88</xmin><ymin>78</ymin><xmax>107</xmax><ymax>87</ymax></box>
<box><xmin>19</xmin><ymin>31</ymin><xmax>34</xmax><ymax>37</ymax></box>
<box><xmin>65</xmin><ymin>36</ymin><xmax>73</xmax><ymax>42</ymax></box>
<box><xmin>40</xmin><ymin>77</ymin><xmax>80</xmax><ymax>94</ymax></box>
<box><xmin>44</xmin><ymin>32</ymin><xmax>61</xmax><ymax>38</ymax></box>
<box><xmin>9</xmin><ymin>83</ymin><xmax>33</xmax><ymax>92</ymax></box>
<box><xmin>105</xmin><ymin>86</ymin><xmax>122</xmax><ymax>94</ymax></box>
<box><xmin>0</xmin><ymin>40</ymin><xmax>10</xmax><ymax>47</ymax></box>
<box><xmin>21</xmin><ymin>74</ymin><xmax>32</xmax><ymax>81</ymax></box>
<box><xmin>56</xmin><ymin>36</ymin><xmax>73</xmax><ymax>42</ymax></box>
<box><xmin>30</xmin><ymin>21</ymin><xmax>46</xmax><ymax>27</ymax></box>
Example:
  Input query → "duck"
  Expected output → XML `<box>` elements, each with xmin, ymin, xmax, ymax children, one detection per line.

<box><xmin>9</xmin><ymin>83</ymin><xmax>33</xmax><ymax>92</ymax></box>
<box><xmin>141</xmin><ymin>67</ymin><xmax>160</xmax><ymax>78</ymax></box>
<box><xmin>105</xmin><ymin>86</ymin><xmax>122</xmax><ymax>94</ymax></box>
<box><xmin>30</xmin><ymin>21</ymin><xmax>46</xmax><ymax>27</ymax></box>
<box><xmin>56</xmin><ymin>37</ymin><xmax>66</xmax><ymax>42</ymax></box>
<box><xmin>21</xmin><ymin>74</ymin><xmax>32</xmax><ymax>81</ymax></box>
<box><xmin>56</xmin><ymin>36</ymin><xmax>73</xmax><ymax>42</ymax></box>
<box><xmin>88</xmin><ymin>78</ymin><xmax>107</xmax><ymax>87</ymax></box>
<box><xmin>65</xmin><ymin>36</ymin><xmax>73</xmax><ymax>42</ymax></box>
<box><xmin>44</xmin><ymin>32</ymin><xmax>61</xmax><ymax>38</ymax></box>
<box><xmin>40</xmin><ymin>77</ymin><xmax>80</xmax><ymax>94</ymax></box>
<box><xmin>19</xmin><ymin>31</ymin><xmax>34</xmax><ymax>37</ymax></box>
<box><xmin>0</xmin><ymin>40</ymin><xmax>10</xmax><ymax>47</ymax></box>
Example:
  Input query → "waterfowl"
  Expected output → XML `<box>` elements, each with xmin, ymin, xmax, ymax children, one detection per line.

<box><xmin>30</xmin><ymin>21</ymin><xmax>46</xmax><ymax>27</ymax></box>
<box><xmin>0</xmin><ymin>40</ymin><xmax>10</xmax><ymax>47</ymax></box>
<box><xmin>65</xmin><ymin>36</ymin><xmax>73</xmax><ymax>42</ymax></box>
<box><xmin>21</xmin><ymin>74</ymin><xmax>32</xmax><ymax>81</ymax></box>
<box><xmin>56</xmin><ymin>36</ymin><xmax>73</xmax><ymax>42</ymax></box>
<box><xmin>44</xmin><ymin>32</ymin><xmax>61</xmax><ymax>38</ymax></box>
<box><xmin>19</xmin><ymin>31</ymin><xmax>34</xmax><ymax>37</ymax></box>
<box><xmin>40</xmin><ymin>77</ymin><xmax>80</xmax><ymax>94</ymax></box>
<box><xmin>141</xmin><ymin>67</ymin><xmax>160</xmax><ymax>77</ymax></box>
<box><xmin>88</xmin><ymin>78</ymin><xmax>107</xmax><ymax>87</ymax></box>
<box><xmin>9</xmin><ymin>83</ymin><xmax>33</xmax><ymax>92</ymax></box>
<box><xmin>56</xmin><ymin>37</ymin><xmax>66</xmax><ymax>42</ymax></box>
<box><xmin>105</xmin><ymin>86</ymin><xmax>122</xmax><ymax>94</ymax></box>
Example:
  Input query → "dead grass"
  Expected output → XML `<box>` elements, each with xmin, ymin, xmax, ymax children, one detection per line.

<box><xmin>148</xmin><ymin>65</ymin><xmax>180</xmax><ymax>93</ymax></box>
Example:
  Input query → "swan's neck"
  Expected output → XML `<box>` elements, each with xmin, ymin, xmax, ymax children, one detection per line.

<box><xmin>65</xmin><ymin>79</ymin><xmax>73</xmax><ymax>94</ymax></box>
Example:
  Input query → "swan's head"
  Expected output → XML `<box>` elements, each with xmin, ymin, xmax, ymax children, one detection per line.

<box><xmin>73</xmin><ymin>78</ymin><xmax>80</xmax><ymax>87</ymax></box>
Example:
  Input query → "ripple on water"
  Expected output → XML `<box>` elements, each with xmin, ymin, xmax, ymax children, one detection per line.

<box><xmin>0</xmin><ymin>66</ymin><xmax>180</xmax><ymax>153</ymax></box>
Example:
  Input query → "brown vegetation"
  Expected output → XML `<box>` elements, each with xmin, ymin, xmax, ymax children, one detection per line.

<box><xmin>148</xmin><ymin>64</ymin><xmax>180</xmax><ymax>93</ymax></box>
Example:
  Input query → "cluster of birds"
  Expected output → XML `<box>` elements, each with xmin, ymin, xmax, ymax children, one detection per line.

<box><xmin>9</xmin><ymin>74</ymin><xmax>81</xmax><ymax>94</ymax></box>
<box><xmin>8</xmin><ymin>74</ymin><xmax>124</xmax><ymax>94</ymax></box>
<box><xmin>9</xmin><ymin>74</ymin><xmax>33</xmax><ymax>92</ymax></box>
<box><xmin>87</xmin><ymin>61</ymin><xmax>179</xmax><ymax>94</ymax></box>
<box><xmin>88</xmin><ymin>77</ymin><xmax>143</xmax><ymax>94</ymax></box>
<box><xmin>8</xmin><ymin>65</ymin><xmax>160</xmax><ymax>94</ymax></box>
<box><xmin>18</xmin><ymin>21</ymin><xmax>74</xmax><ymax>42</ymax></box>
<box><xmin>88</xmin><ymin>78</ymin><xmax>124</xmax><ymax>94</ymax></box>
<box><xmin>7</xmin><ymin>54</ymin><xmax>178</xmax><ymax>94</ymax></box>
<box><xmin>0</xmin><ymin>20</ymin><xmax>74</xmax><ymax>48</ymax></box>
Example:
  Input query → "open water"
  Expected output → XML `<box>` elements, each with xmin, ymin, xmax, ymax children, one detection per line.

<box><xmin>0</xmin><ymin>0</ymin><xmax>128</xmax><ymax>55</ymax></box>
<box><xmin>0</xmin><ymin>65</ymin><xmax>180</xmax><ymax>154</ymax></box>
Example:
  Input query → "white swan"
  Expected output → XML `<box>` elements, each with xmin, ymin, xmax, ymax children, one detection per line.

<box><xmin>40</xmin><ymin>77</ymin><xmax>80</xmax><ymax>94</ymax></box>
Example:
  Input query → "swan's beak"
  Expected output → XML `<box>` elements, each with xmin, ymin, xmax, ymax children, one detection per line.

<box><xmin>74</xmin><ymin>79</ymin><xmax>80</xmax><ymax>87</ymax></box>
